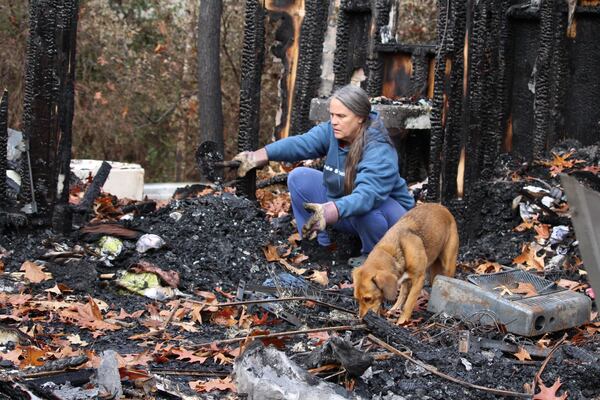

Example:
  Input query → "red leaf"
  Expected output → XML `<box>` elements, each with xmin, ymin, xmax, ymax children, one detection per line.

<box><xmin>533</xmin><ymin>377</ymin><xmax>568</xmax><ymax>400</ymax></box>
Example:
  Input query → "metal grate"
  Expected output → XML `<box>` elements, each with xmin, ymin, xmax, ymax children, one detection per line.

<box><xmin>467</xmin><ymin>270</ymin><xmax>564</xmax><ymax>300</ymax></box>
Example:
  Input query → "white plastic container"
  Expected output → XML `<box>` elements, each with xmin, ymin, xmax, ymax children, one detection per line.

<box><xmin>71</xmin><ymin>159</ymin><xmax>145</xmax><ymax>200</ymax></box>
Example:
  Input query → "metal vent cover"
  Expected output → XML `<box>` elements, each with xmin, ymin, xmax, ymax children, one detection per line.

<box><xmin>467</xmin><ymin>269</ymin><xmax>565</xmax><ymax>301</ymax></box>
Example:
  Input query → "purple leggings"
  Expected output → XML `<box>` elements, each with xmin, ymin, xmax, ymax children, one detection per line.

<box><xmin>288</xmin><ymin>167</ymin><xmax>408</xmax><ymax>254</ymax></box>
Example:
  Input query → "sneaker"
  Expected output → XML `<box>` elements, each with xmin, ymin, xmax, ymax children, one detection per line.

<box><xmin>347</xmin><ymin>254</ymin><xmax>368</xmax><ymax>267</ymax></box>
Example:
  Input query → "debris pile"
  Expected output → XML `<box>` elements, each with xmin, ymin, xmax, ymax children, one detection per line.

<box><xmin>0</xmin><ymin>141</ymin><xmax>599</xmax><ymax>399</ymax></box>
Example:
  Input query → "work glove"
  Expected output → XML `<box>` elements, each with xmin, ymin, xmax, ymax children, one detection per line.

<box><xmin>302</xmin><ymin>202</ymin><xmax>339</xmax><ymax>240</ymax></box>
<box><xmin>232</xmin><ymin>148</ymin><xmax>269</xmax><ymax>177</ymax></box>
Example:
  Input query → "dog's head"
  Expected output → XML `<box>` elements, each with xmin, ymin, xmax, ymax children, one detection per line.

<box><xmin>352</xmin><ymin>250</ymin><xmax>399</xmax><ymax>318</ymax></box>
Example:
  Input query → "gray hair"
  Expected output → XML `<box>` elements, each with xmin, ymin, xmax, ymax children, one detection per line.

<box><xmin>330</xmin><ymin>84</ymin><xmax>371</xmax><ymax>120</ymax></box>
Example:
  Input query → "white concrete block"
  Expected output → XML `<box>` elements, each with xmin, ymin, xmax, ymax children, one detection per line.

<box><xmin>71</xmin><ymin>159</ymin><xmax>145</xmax><ymax>200</ymax></box>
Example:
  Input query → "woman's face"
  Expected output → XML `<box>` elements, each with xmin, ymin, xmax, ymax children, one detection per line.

<box><xmin>330</xmin><ymin>98</ymin><xmax>365</xmax><ymax>143</ymax></box>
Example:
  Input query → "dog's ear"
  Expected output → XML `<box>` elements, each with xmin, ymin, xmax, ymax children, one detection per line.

<box><xmin>372</xmin><ymin>270</ymin><xmax>398</xmax><ymax>301</ymax></box>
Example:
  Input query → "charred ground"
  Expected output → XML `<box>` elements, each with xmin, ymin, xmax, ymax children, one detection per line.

<box><xmin>1</xmin><ymin>142</ymin><xmax>599</xmax><ymax>399</ymax></box>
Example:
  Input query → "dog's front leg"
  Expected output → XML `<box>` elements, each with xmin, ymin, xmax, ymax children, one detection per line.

<box><xmin>389</xmin><ymin>273</ymin><xmax>410</xmax><ymax>313</ymax></box>
<box><xmin>396</xmin><ymin>274</ymin><xmax>425</xmax><ymax>325</ymax></box>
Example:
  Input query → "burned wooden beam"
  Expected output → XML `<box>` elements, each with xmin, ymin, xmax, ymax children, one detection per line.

<box><xmin>288</xmin><ymin>0</ymin><xmax>329</xmax><ymax>136</ymax></box>
<box><xmin>20</xmin><ymin>0</ymin><xmax>79</xmax><ymax>221</ymax></box>
<box><xmin>365</xmin><ymin>0</ymin><xmax>392</xmax><ymax>97</ymax></box>
<box><xmin>333</xmin><ymin>2</ymin><xmax>370</xmax><ymax>89</ymax></box>
<box><xmin>72</xmin><ymin>161</ymin><xmax>111</xmax><ymax>229</ymax></box>
<box><xmin>236</xmin><ymin>0</ymin><xmax>265</xmax><ymax>199</ymax></box>
<box><xmin>426</xmin><ymin>0</ymin><xmax>451</xmax><ymax>202</ymax></box>
<box><xmin>362</xmin><ymin>311</ymin><xmax>429</xmax><ymax>352</ymax></box>
<box><xmin>265</xmin><ymin>1</ymin><xmax>329</xmax><ymax>139</ymax></box>
<box><xmin>0</xmin><ymin>90</ymin><xmax>8</xmax><ymax>208</ymax></box>
<box><xmin>532</xmin><ymin>0</ymin><xmax>557</xmax><ymax>158</ymax></box>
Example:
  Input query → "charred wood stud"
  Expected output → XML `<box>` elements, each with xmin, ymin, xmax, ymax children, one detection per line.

<box><xmin>72</xmin><ymin>161</ymin><xmax>112</xmax><ymax>229</ymax></box>
<box><xmin>0</xmin><ymin>90</ymin><xmax>8</xmax><ymax>208</ymax></box>
<box><xmin>236</xmin><ymin>0</ymin><xmax>265</xmax><ymax>199</ymax></box>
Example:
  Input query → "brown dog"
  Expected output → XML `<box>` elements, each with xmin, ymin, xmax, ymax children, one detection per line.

<box><xmin>352</xmin><ymin>203</ymin><xmax>458</xmax><ymax>324</ymax></box>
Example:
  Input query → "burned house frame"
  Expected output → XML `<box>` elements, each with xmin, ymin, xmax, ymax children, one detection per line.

<box><xmin>2</xmin><ymin>0</ymin><xmax>600</xmax><ymax>241</ymax></box>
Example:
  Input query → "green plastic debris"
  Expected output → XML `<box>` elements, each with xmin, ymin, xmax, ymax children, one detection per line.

<box><xmin>98</xmin><ymin>236</ymin><xmax>123</xmax><ymax>259</ymax></box>
<box><xmin>116</xmin><ymin>271</ymin><xmax>187</xmax><ymax>301</ymax></box>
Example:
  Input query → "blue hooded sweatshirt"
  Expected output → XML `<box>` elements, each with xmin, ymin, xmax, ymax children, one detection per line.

<box><xmin>264</xmin><ymin>112</ymin><xmax>415</xmax><ymax>218</ymax></box>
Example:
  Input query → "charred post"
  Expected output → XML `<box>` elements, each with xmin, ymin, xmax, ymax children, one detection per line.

<box><xmin>426</xmin><ymin>0</ymin><xmax>451</xmax><ymax>202</ymax></box>
<box><xmin>531</xmin><ymin>0</ymin><xmax>556</xmax><ymax>158</ymax></box>
<box><xmin>0</xmin><ymin>90</ymin><xmax>8</xmax><ymax>208</ymax></box>
<box><xmin>333</xmin><ymin>1</ymin><xmax>371</xmax><ymax>89</ymax></box>
<box><xmin>20</xmin><ymin>0</ymin><xmax>79</xmax><ymax>222</ymax></box>
<box><xmin>72</xmin><ymin>161</ymin><xmax>112</xmax><ymax>229</ymax></box>
<box><xmin>289</xmin><ymin>0</ymin><xmax>330</xmax><ymax>135</ymax></box>
<box><xmin>366</xmin><ymin>0</ymin><xmax>392</xmax><ymax>97</ymax></box>
<box><xmin>409</xmin><ymin>49</ymin><xmax>431</xmax><ymax>98</ymax></box>
<box><xmin>198</xmin><ymin>0</ymin><xmax>224</xmax><ymax>168</ymax></box>
<box><xmin>439</xmin><ymin>0</ymin><xmax>467</xmax><ymax>202</ymax></box>
<box><xmin>237</xmin><ymin>0</ymin><xmax>266</xmax><ymax>199</ymax></box>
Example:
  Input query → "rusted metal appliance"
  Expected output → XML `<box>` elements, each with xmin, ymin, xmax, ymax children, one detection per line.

<box><xmin>428</xmin><ymin>270</ymin><xmax>591</xmax><ymax>336</ymax></box>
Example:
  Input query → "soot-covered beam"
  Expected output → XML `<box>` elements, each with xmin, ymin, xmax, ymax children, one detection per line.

<box><xmin>237</xmin><ymin>0</ymin><xmax>265</xmax><ymax>199</ymax></box>
<box><xmin>439</xmin><ymin>0</ymin><xmax>467</xmax><ymax>202</ymax></box>
<box><xmin>20</xmin><ymin>0</ymin><xmax>79</xmax><ymax>222</ymax></box>
<box><xmin>265</xmin><ymin>0</ymin><xmax>329</xmax><ymax>138</ymax></box>
<box><xmin>531</xmin><ymin>0</ymin><xmax>556</xmax><ymax>158</ymax></box>
<box><xmin>366</xmin><ymin>0</ymin><xmax>392</xmax><ymax>97</ymax></box>
<box><xmin>288</xmin><ymin>0</ymin><xmax>329</xmax><ymax>136</ymax></box>
<box><xmin>427</xmin><ymin>0</ymin><xmax>451</xmax><ymax>202</ymax></box>
<box><xmin>0</xmin><ymin>90</ymin><xmax>8</xmax><ymax>208</ymax></box>
<box><xmin>334</xmin><ymin>1</ymin><xmax>370</xmax><ymax>89</ymax></box>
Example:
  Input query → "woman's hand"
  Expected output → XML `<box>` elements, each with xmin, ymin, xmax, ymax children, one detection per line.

<box><xmin>232</xmin><ymin>148</ymin><xmax>268</xmax><ymax>177</ymax></box>
<box><xmin>302</xmin><ymin>202</ymin><xmax>339</xmax><ymax>240</ymax></box>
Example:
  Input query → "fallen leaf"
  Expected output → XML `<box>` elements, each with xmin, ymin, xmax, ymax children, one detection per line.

<box><xmin>171</xmin><ymin>347</ymin><xmax>208</xmax><ymax>364</ymax></box>
<box><xmin>513</xmin><ymin>243</ymin><xmax>545</xmax><ymax>271</ymax></box>
<box><xmin>288</xmin><ymin>232</ymin><xmax>301</xmax><ymax>246</ymax></box>
<box><xmin>213</xmin><ymin>352</ymin><xmax>234</xmax><ymax>365</ymax></box>
<box><xmin>514</xmin><ymin>220</ymin><xmax>535</xmax><ymax>232</ymax></box>
<box><xmin>534</xmin><ymin>224</ymin><xmax>551</xmax><ymax>242</ymax></box>
<box><xmin>263</xmin><ymin>245</ymin><xmax>282</xmax><ymax>262</ymax></box>
<box><xmin>189</xmin><ymin>376</ymin><xmax>236</xmax><ymax>393</ymax></box>
<box><xmin>539</xmin><ymin>151</ymin><xmax>585</xmax><ymax>177</ymax></box>
<box><xmin>215</xmin><ymin>287</ymin><xmax>236</xmax><ymax>300</ymax></box>
<box><xmin>533</xmin><ymin>377</ymin><xmax>568</xmax><ymax>400</ymax></box>
<box><xmin>307</xmin><ymin>331</ymin><xmax>329</xmax><ymax>345</ymax></box>
<box><xmin>252</xmin><ymin>313</ymin><xmax>269</xmax><ymax>326</ymax></box>
<box><xmin>579</xmin><ymin>165</ymin><xmax>600</xmax><ymax>174</ymax></box>
<box><xmin>279</xmin><ymin>259</ymin><xmax>307</xmax><ymax>275</ymax></box>
<box><xmin>495</xmin><ymin>285</ymin><xmax>514</xmax><ymax>297</ymax></box>
<box><xmin>20</xmin><ymin>261</ymin><xmax>50</xmax><ymax>283</ymax></box>
<box><xmin>513</xmin><ymin>347</ymin><xmax>532</xmax><ymax>361</ymax></box>
<box><xmin>536</xmin><ymin>337</ymin><xmax>551</xmax><ymax>349</ymax></box>
<box><xmin>211</xmin><ymin>307</ymin><xmax>238</xmax><ymax>327</ymax></box>
<box><xmin>66</xmin><ymin>334</ymin><xmax>89</xmax><ymax>347</ymax></box>
<box><xmin>512</xmin><ymin>282</ymin><xmax>538</xmax><ymax>297</ymax></box>
<box><xmin>291</xmin><ymin>253</ymin><xmax>309</xmax><ymax>265</ymax></box>
<box><xmin>307</xmin><ymin>270</ymin><xmax>329</xmax><ymax>286</ymax></box>
<box><xmin>45</xmin><ymin>284</ymin><xmax>63</xmax><ymax>295</ymax></box>
<box><xmin>475</xmin><ymin>261</ymin><xmax>502</xmax><ymax>274</ymax></box>
<box><xmin>557</xmin><ymin>279</ymin><xmax>586</xmax><ymax>292</ymax></box>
